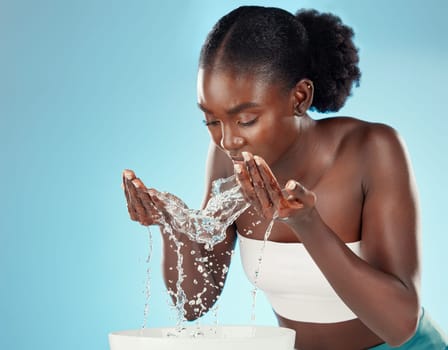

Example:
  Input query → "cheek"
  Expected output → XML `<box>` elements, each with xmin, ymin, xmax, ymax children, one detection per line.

<box><xmin>244</xmin><ymin>121</ymin><xmax>277</xmax><ymax>143</ymax></box>
<box><xmin>243</xmin><ymin>121</ymin><xmax>289</xmax><ymax>162</ymax></box>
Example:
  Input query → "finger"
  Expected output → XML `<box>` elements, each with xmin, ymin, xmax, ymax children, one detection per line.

<box><xmin>122</xmin><ymin>169</ymin><xmax>138</xmax><ymax>217</ymax></box>
<box><xmin>123</xmin><ymin>169</ymin><xmax>136</xmax><ymax>177</ymax></box>
<box><xmin>254</xmin><ymin>155</ymin><xmax>288</xmax><ymax>211</ymax></box>
<box><xmin>122</xmin><ymin>171</ymin><xmax>133</xmax><ymax>203</ymax></box>
<box><xmin>124</xmin><ymin>173</ymin><xmax>162</xmax><ymax>225</ymax></box>
<box><xmin>233</xmin><ymin>161</ymin><xmax>261</xmax><ymax>213</ymax></box>
<box><xmin>243</xmin><ymin>152</ymin><xmax>273</xmax><ymax>218</ymax></box>
<box><xmin>131</xmin><ymin>179</ymin><xmax>159</xmax><ymax>226</ymax></box>
<box><xmin>123</xmin><ymin>177</ymin><xmax>139</xmax><ymax>221</ymax></box>
<box><xmin>148</xmin><ymin>189</ymin><xmax>174</xmax><ymax>224</ymax></box>
<box><xmin>136</xmin><ymin>188</ymin><xmax>162</xmax><ymax>226</ymax></box>
<box><xmin>126</xmin><ymin>178</ymin><xmax>150</xmax><ymax>224</ymax></box>
<box><xmin>285</xmin><ymin>180</ymin><xmax>316</xmax><ymax>208</ymax></box>
<box><xmin>122</xmin><ymin>169</ymin><xmax>136</xmax><ymax>183</ymax></box>
<box><xmin>137</xmin><ymin>190</ymin><xmax>162</xmax><ymax>225</ymax></box>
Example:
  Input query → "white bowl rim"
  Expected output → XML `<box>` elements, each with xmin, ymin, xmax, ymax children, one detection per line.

<box><xmin>109</xmin><ymin>324</ymin><xmax>296</xmax><ymax>340</ymax></box>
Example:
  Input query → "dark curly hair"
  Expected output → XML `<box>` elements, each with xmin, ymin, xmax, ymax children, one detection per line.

<box><xmin>199</xmin><ymin>6</ymin><xmax>361</xmax><ymax>113</ymax></box>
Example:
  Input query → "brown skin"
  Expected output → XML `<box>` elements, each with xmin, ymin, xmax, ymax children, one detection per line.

<box><xmin>123</xmin><ymin>68</ymin><xmax>421</xmax><ymax>349</ymax></box>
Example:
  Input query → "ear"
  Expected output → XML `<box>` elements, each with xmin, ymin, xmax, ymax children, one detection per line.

<box><xmin>292</xmin><ymin>79</ymin><xmax>314</xmax><ymax>116</ymax></box>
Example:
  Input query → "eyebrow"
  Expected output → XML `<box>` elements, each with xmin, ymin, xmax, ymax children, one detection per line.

<box><xmin>197</xmin><ymin>102</ymin><xmax>261</xmax><ymax>116</ymax></box>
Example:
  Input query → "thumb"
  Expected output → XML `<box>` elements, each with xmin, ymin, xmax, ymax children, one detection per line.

<box><xmin>285</xmin><ymin>180</ymin><xmax>316</xmax><ymax>208</ymax></box>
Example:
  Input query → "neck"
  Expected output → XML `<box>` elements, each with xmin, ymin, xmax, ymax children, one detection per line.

<box><xmin>271</xmin><ymin>115</ymin><xmax>318</xmax><ymax>184</ymax></box>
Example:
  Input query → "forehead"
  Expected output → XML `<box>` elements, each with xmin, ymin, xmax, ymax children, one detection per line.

<box><xmin>197</xmin><ymin>68</ymin><xmax>284</xmax><ymax>108</ymax></box>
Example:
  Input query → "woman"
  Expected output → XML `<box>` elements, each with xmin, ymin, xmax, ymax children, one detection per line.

<box><xmin>123</xmin><ymin>6</ymin><xmax>447</xmax><ymax>349</ymax></box>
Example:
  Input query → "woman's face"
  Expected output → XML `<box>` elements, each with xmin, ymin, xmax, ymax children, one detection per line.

<box><xmin>197</xmin><ymin>68</ymin><xmax>299</xmax><ymax>166</ymax></box>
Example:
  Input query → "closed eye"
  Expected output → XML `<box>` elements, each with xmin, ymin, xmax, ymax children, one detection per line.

<box><xmin>237</xmin><ymin>118</ymin><xmax>258</xmax><ymax>127</ymax></box>
<box><xmin>203</xmin><ymin>119</ymin><xmax>220</xmax><ymax>127</ymax></box>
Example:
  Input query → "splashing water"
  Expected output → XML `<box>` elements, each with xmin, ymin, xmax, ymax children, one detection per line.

<box><xmin>162</xmin><ymin>219</ymin><xmax>188</xmax><ymax>331</ymax></box>
<box><xmin>156</xmin><ymin>175</ymin><xmax>250</xmax><ymax>249</ymax></box>
<box><xmin>250</xmin><ymin>215</ymin><xmax>277</xmax><ymax>322</ymax></box>
<box><xmin>150</xmin><ymin>175</ymin><xmax>249</xmax><ymax>332</ymax></box>
<box><xmin>142</xmin><ymin>227</ymin><xmax>153</xmax><ymax>329</ymax></box>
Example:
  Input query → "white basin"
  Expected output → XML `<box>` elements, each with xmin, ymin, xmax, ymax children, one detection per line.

<box><xmin>109</xmin><ymin>325</ymin><xmax>296</xmax><ymax>350</ymax></box>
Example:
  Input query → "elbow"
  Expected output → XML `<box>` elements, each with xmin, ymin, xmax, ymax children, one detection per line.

<box><xmin>183</xmin><ymin>296</ymin><xmax>220</xmax><ymax>322</ymax></box>
<box><xmin>184</xmin><ymin>311</ymin><xmax>201</xmax><ymax>322</ymax></box>
<box><xmin>384</xmin><ymin>313</ymin><xmax>419</xmax><ymax>347</ymax></box>
<box><xmin>182</xmin><ymin>302</ymin><xmax>204</xmax><ymax>322</ymax></box>
<box><xmin>381</xmin><ymin>286</ymin><xmax>421</xmax><ymax>347</ymax></box>
<box><xmin>183</xmin><ymin>306</ymin><xmax>212</xmax><ymax>322</ymax></box>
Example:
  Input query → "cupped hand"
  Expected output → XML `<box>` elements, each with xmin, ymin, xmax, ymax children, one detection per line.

<box><xmin>233</xmin><ymin>152</ymin><xmax>317</xmax><ymax>224</ymax></box>
<box><xmin>122</xmin><ymin>169</ymin><xmax>163</xmax><ymax>226</ymax></box>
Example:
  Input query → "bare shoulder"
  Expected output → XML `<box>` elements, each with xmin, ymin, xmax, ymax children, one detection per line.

<box><xmin>353</xmin><ymin>119</ymin><xmax>403</xmax><ymax>153</ymax></box>
<box><xmin>319</xmin><ymin>116</ymin><xmax>405</xmax><ymax>163</ymax></box>
<box><xmin>342</xmin><ymin>118</ymin><xmax>410</xmax><ymax>183</ymax></box>
<box><xmin>317</xmin><ymin>116</ymin><xmax>414</xmax><ymax>197</ymax></box>
<box><xmin>320</xmin><ymin>116</ymin><xmax>398</xmax><ymax>141</ymax></box>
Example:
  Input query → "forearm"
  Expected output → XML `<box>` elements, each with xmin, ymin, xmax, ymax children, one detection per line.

<box><xmin>289</xmin><ymin>209</ymin><xmax>420</xmax><ymax>346</ymax></box>
<box><xmin>160</xmin><ymin>228</ymin><xmax>228</xmax><ymax>321</ymax></box>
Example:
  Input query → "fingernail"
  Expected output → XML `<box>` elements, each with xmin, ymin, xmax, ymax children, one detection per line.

<box><xmin>234</xmin><ymin>163</ymin><xmax>242</xmax><ymax>174</ymax></box>
<box><xmin>254</xmin><ymin>156</ymin><xmax>262</xmax><ymax>166</ymax></box>
<box><xmin>125</xmin><ymin>172</ymin><xmax>133</xmax><ymax>180</ymax></box>
<box><xmin>286</xmin><ymin>181</ymin><xmax>296</xmax><ymax>190</ymax></box>
<box><xmin>132</xmin><ymin>180</ymin><xmax>140</xmax><ymax>188</ymax></box>
<box><xmin>242</xmin><ymin>151</ymin><xmax>250</xmax><ymax>161</ymax></box>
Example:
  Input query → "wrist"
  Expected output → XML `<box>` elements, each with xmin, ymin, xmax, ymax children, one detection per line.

<box><xmin>282</xmin><ymin>207</ymin><xmax>320</xmax><ymax>239</ymax></box>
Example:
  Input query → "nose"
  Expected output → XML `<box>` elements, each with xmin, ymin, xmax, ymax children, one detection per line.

<box><xmin>220</xmin><ymin>124</ymin><xmax>244</xmax><ymax>151</ymax></box>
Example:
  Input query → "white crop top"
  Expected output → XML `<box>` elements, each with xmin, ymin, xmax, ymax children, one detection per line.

<box><xmin>238</xmin><ymin>233</ymin><xmax>362</xmax><ymax>323</ymax></box>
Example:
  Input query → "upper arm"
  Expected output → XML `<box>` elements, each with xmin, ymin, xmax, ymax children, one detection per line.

<box><xmin>360</xmin><ymin>124</ymin><xmax>420</xmax><ymax>292</ymax></box>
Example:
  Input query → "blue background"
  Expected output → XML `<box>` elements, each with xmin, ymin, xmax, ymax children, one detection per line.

<box><xmin>1</xmin><ymin>0</ymin><xmax>447</xmax><ymax>349</ymax></box>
